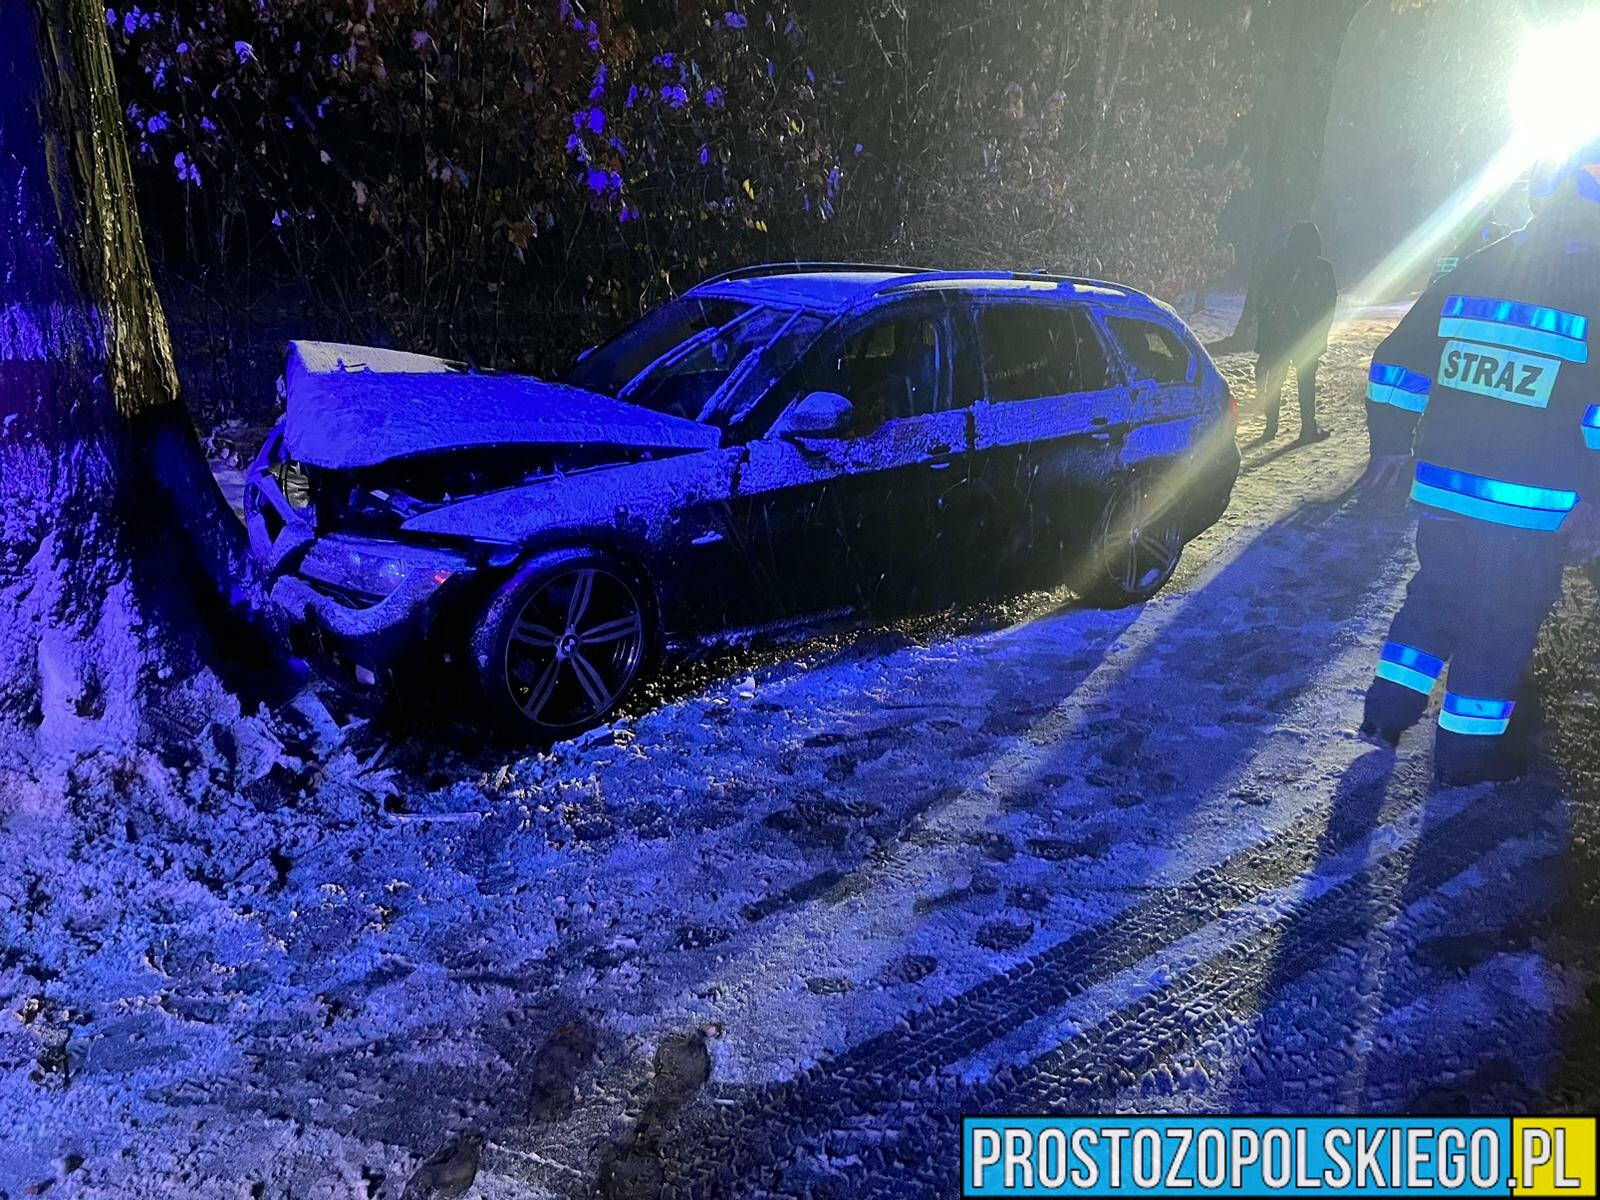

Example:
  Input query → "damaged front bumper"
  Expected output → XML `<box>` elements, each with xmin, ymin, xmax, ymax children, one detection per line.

<box><xmin>244</xmin><ymin>425</ymin><xmax>482</xmax><ymax>680</ymax></box>
<box><xmin>270</xmin><ymin>536</ymin><xmax>474</xmax><ymax>670</ymax></box>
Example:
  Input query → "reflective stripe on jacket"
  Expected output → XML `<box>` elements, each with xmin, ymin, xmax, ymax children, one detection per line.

<box><xmin>1366</xmin><ymin>211</ymin><xmax>1600</xmax><ymax>530</ymax></box>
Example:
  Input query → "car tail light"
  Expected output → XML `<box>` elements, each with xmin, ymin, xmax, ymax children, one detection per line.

<box><xmin>1226</xmin><ymin>385</ymin><xmax>1239</xmax><ymax>426</ymax></box>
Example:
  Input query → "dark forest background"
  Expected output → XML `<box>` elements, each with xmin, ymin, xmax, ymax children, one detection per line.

<box><xmin>102</xmin><ymin>0</ymin><xmax>1559</xmax><ymax>430</ymax></box>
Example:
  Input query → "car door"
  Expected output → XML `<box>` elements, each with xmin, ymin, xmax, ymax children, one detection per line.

<box><xmin>964</xmin><ymin>300</ymin><xmax>1133</xmax><ymax>593</ymax></box>
<box><xmin>731</xmin><ymin>299</ymin><xmax>973</xmax><ymax>620</ymax></box>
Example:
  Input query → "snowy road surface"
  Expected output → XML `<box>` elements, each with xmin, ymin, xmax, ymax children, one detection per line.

<box><xmin>3</xmin><ymin>303</ymin><xmax>1599</xmax><ymax>1198</ymax></box>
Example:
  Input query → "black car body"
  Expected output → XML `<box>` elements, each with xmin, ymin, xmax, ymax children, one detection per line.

<box><xmin>245</xmin><ymin>264</ymin><xmax>1240</xmax><ymax>736</ymax></box>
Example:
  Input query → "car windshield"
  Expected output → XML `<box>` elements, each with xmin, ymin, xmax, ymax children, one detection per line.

<box><xmin>562</xmin><ymin>295</ymin><xmax>826</xmax><ymax>428</ymax></box>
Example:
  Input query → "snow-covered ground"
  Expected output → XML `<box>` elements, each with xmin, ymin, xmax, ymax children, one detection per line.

<box><xmin>3</xmin><ymin>302</ymin><xmax>1597</xmax><ymax>1199</ymax></box>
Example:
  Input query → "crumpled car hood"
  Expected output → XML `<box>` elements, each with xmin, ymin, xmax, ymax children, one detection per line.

<box><xmin>281</xmin><ymin>340</ymin><xmax>721</xmax><ymax>470</ymax></box>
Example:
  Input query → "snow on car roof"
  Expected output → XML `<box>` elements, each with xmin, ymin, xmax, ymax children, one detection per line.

<box><xmin>691</xmin><ymin>270</ymin><xmax>913</xmax><ymax>310</ymax></box>
<box><xmin>890</xmin><ymin>276</ymin><xmax>1129</xmax><ymax>298</ymax></box>
<box><xmin>689</xmin><ymin>266</ymin><xmax>1145</xmax><ymax>312</ymax></box>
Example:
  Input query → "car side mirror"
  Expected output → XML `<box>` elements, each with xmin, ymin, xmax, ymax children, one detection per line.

<box><xmin>773</xmin><ymin>391</ymin><xmax>853</xmax><ymax>440</ymax></box>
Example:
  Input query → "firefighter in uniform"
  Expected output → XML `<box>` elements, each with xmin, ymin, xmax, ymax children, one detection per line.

<box><xmin>1361</xmin><ymin>143</ymin><xmax>1600</xmax><ymax>785</ymax></box>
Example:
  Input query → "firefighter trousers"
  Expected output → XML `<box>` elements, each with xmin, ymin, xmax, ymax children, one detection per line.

<box><xmin>1362</xmin><ymin>512</ymin><xmax>1566</xmax><ymax>779</ymax></box>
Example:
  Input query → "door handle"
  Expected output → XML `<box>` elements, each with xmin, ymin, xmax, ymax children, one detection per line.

<box><xmin>1091</xmin><ymin>415</ymin><xmax>1110</xmax><ymax>426</ymax></box>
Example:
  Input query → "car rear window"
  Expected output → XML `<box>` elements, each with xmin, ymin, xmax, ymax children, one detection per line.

<box><xmin>975</xmin><ymin>305</ymin><xmax>1109</xmax><ymax>402</ymax></box>
<box><xmin>1105</xmin><ymin>315</ymin><xmax>1193</xmax><ymax>385</ymax></box>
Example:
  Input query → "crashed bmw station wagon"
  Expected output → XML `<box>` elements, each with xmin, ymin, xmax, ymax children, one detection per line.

<box><xmin>245</xmin><ymin>263</ymin><xmax>1240</xmax><ymax>737</ymax></box>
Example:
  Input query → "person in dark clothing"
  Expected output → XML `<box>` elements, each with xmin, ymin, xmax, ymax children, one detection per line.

<box><xmin>1255</xmin><ymin>221</ymin><xmax>1339</xmax><ymax>442</ymax></box>
<box><xmin>1359</xmin><ymin>142</ymin><xmax>1600</xmax><ymax>786</ymax></box>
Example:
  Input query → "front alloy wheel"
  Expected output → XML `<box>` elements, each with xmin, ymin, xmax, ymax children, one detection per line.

<box><xmin>474</xmin><ymin>552</ymin><xmax>651</xmax><ymax>736</ymax></box>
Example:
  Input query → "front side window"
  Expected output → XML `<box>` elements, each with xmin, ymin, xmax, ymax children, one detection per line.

<box><xmin>975</xmin><ymin>305</ymin><xmax>1110</xmax><ymax>402</ymax></box>
<box><xmin>1106</xmin><ymin>316</ymin><xmax>1192</xmax><ymax>385</ymax></box>
<box><xmin>834</xmin><ymin>314</ymin><xmax>943</xmax><ymax>430</ymax></box>
<box><xmin>756</xmin><ymin>308</ymin><xmax>948</xmax><ymax>438</ymax></box>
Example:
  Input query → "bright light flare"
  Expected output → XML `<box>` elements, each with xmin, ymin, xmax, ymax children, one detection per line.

<box><xmin>1350</xmin><ymin>141</ymin><xmax>1526</xmax><ymax>305</ymax></box>
<box><xmin>1348</xmin><ymin>10</ymin><xmax>1600</xmax><ymax>306</ymax></box>
<box><xmin>1510</xmin><ymin>13</ymin><xmax>1600</xmax><ymax>159</ymax></box>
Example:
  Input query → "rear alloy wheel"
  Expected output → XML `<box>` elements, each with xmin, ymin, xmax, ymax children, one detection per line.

<box><xmin>473</xmin><ymin>550</ymin><xmax>652</xmax><ymax>737</ymax></box>
<box><xmin>1072</xmin><ymin>473</ymin><xmax>1185</xmax><ymax>607</ymax></box>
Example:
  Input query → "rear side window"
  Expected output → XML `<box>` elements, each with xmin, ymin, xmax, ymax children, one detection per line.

<box><xmin>1106</xmin><ymin>316</ymin><xmax>1192</xmax><ymax>385</ymax></box>
<box><xmin>975</xmin><ymin>305</ymin><xmax>1110</xmax><ymax>402</ymax></box>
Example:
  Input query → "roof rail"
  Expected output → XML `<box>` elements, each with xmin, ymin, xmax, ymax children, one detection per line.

<box><xmin>871</xmin><ymin>269</ymin><xmax>1142</xmax><ymax>299</ymax></box>
<box><xmin>865</xmin><ymin>269</ymin><xmax>1016</xmax><ymax>296</ymax></box>
<box><xmin>689</xmin><ymin>262</ymin><xmax>1154</xmax><ymax>310</ymax></box>
<box><xmin>696</xmin><ymin>261</ymin><xmax>929</xmax><ymax>287</ymax></box>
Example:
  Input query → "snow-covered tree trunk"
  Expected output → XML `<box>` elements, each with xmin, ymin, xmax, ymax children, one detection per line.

<box><xmin>0</xmin><ymin>0</ymin><xmax>281</xmax><ymax>756</ymax></box>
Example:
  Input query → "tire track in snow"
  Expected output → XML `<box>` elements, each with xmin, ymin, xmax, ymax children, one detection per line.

<box><xmin>819</xmin><ymin>779</ymin><xmax>1554</xmax><ymax>1199</ymax></box>
<box><xmin>646</xmin><ymin>763</ymin><xmax>1454</xmax><ymax>1197</ymax></box>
